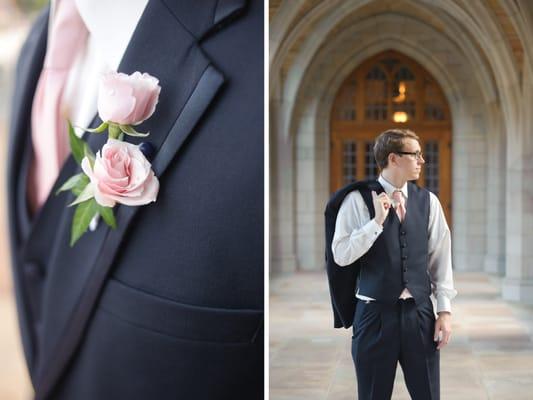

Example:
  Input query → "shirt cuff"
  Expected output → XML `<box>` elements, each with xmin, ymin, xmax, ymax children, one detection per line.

<box><xmin>362</xmin><ymin>218</ymin><xmax>383</xmax><ymax>238</ymax></box>
<box><xmin>436</xmin><ymin>295</ymin><xmax>451</xmax><ymax>314</ymax></box>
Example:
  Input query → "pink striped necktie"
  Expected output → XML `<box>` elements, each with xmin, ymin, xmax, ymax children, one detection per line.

<box><xmin>28</xmin><ymin>0</ymin><xmax>88</xmax><ymax>214</ymax></box>
<box><xmin>392</xmin><ymin>190</ymin><xmax>406</xmax><ymax>222</ymax></box>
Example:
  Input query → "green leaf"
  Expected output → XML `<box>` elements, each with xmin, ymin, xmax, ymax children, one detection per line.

<box><xmin>68</xmin><ymin>120</ymin><xmax>86</xmax><ymax>165</ymax></box>
<box><xmin>98</xmin><ymin>205</ymin><xmax>117</xmax><ymax>229</ymax></box>
<box><xmin>119</xmin><ymin>124</ymin><xmax>150</xmax><ymax>137</ymax></box>
<box><xmin>70</xmin><ymin>199</ymin><xmax>98</xmax><ymax>247</ymax></box>
<box><xmin>81</xmin><ymin>121</ymin><xmax>108</xmax><ymax>134</ymax></box>
<box><xmin>56</xmin><ymin>173</ymin><xmax>87</xmax><ymax>195</ymax></box>
<box><xmin>68</xmin><ymin>183</ymin><xmax>94</xmax><ymax>207</ymax></box>
<box><xmin>84</xmin><ymin>143</ymin><xmax>96</xmax><ymax>168</ymax></box>
<box><xmin>71</xmin><ymin>174</ymin><xmax>90</xmax><ymax>196</ymax></box>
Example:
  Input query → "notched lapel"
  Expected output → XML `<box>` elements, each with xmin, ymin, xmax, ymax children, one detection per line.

<box><xmin>35</xmin><ymin>1</ymin><xmax>229</xmax><ymax>398</ymax></box>
<box><xmin>162</xmin><ymin>0</ymin><xmax>247</xmax><ymax>40</ymax></box>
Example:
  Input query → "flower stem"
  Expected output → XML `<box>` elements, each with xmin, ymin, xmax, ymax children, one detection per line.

<box><xmin>108</xmin><ymin>123</ymin><xmax>121</xmax><ymax>140</ymax></box>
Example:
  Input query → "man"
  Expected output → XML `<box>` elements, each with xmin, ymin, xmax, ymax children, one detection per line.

<box><xmin>7</xmin><ymin>0</ymin><xmax>263</xmax><ymax>399</ymax></box>
<box><xmin>331</xmin><ymin>129</ymin><xmax>457</xmax><ymax>400</ymax></box>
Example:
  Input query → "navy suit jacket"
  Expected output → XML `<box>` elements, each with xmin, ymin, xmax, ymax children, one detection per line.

<box><xmin>7</xmin><ymin>1</ymin><xmax>263</xmax><ymax>399</ymax></box>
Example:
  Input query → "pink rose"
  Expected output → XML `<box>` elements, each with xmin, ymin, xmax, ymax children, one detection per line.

<box><xmin>81</xmin><ymin>139</ymin><xmax>159</xmax><ymax>208</ymax></box>
<box><xmin>97</xmin><ymin>71</ymin><xmax>161</xmax><ymax>125</ymax></box>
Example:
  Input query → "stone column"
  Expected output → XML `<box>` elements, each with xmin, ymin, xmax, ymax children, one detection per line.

<box><xmin>484</xmin><ymin>102</ymin><xmax>506</xmax><ymax>276</ymax></box>
<box><xmin>270</xmin><ymin>96</ymin><xmax>298</xmax><ymax>275</ymax></box>
<box><xmin>502</xmin><ymin>69</ymin><xmax>533</xmax><ymax>303</ymax></box>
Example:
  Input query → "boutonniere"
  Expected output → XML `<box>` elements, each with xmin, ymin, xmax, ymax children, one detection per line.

<box><xmin>57</xmin><ymin>71</ymin><xmax>162</xmax><ymax>246</ymax></box>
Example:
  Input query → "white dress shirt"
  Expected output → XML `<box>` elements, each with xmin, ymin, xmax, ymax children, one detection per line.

<box><xmin>331</xmin><ymin>175</ymin><xmax>457</xmax><ymax>314</ymax></box>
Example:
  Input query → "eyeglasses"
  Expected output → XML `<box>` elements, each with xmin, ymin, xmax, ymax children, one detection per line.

<box><xmin>396</xmin><ymin>151</ymin><xmax>424</xmax><ymax>160</ymax></box>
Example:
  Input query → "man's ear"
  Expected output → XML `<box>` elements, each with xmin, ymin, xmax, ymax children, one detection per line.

<box><xmin>388</xmin><ymin>152</ymin><xmax>397</xmax><ymax>167</ymax></box>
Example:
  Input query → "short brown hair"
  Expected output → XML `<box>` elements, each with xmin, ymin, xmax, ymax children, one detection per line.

<box><xmin>373</xmin><ymin>129</ymin><xmax>420</xmax><ymax>169</ymax></box>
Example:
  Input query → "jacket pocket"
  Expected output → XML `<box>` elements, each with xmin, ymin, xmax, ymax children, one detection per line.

<box><xmin>98</xmin><ymin>278</ymin><xmax>263</xmax><ymax>345</ymax></box>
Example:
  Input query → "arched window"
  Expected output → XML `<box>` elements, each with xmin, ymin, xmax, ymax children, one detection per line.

<box><xmin>331</xmin><ymin>51</ymin><xmax>449</xmax><ymax>125</ymax></box>
<box><xmin>392</xmin><ymin>66</ymin><xmax>416</xmax><ymax>120</ymax></box>
<box><xmin>364</xmin><ymin>66</ymin><xmax>388</xmax><ymax>120</ymax></box>
<box><xmin>335</xmin><ymin>74</ymin><xmax>357</xmax><ymax>120</ymax></box>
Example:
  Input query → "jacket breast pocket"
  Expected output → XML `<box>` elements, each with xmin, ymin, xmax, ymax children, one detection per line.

<box><xmin>97</xmin><ymin>278</ymin><xmax>263</xmax><ymax>345</ymax></box>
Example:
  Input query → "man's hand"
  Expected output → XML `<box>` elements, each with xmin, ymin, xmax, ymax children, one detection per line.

<box><xmin>372</xmin><ymin>190</ymin><xmax>391</xmax><ymax>226</ymax></box>
<box><xmin>434</xmin><ymin>312</ymin><xmax>452</xmax><ymax>350</ymax></box>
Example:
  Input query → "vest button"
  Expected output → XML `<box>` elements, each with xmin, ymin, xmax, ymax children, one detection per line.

<box><xmin>403</xmin><ymin>268</ymin><xmax>407</xmax><ymax>272</ymax></box>
<box><xmin>401</xmin><ymin>243</ymin><xmax>407</xmax><ymax>248</ymax></box>
<box><xmin>401</xmin><ymin>255</ymin><xmax>407</xmax><ymax>260</ymax></box>
<box><xmin>400</xmin><ymin>231</ymin><xmax>406</xmax><ymax>235</ymax></box>
<box><xmin>404</xmin><ymin>279</ymin><xmax>409</xmax><ymax>284</ymax></box>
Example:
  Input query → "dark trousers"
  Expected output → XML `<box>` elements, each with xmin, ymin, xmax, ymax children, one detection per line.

<box><xmin>351</xmin><ymin>297</ymin><xmax>439</xmax><ymax>400</ymax></box>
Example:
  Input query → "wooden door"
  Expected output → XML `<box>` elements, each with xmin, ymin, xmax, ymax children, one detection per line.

<box><xmin>330</xmin><ymin>51</ymin><xmax>452</xmax><ymax>224</ymax></box>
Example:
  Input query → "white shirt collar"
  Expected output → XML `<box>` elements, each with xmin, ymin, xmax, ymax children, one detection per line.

<box><xmin>378</xmin><ymin>174</ymin><xmax>409</xmax><ymax>198</ymax></box>
<box><xmin>76</xmin><ymin>0</ymin><xmax>149</xmax><ymax>71</ymax></box>
<box><xmin>49</xmin><ymin>0</ymin><xmax>149</xmax><ymax>72</ymax></box>
<box><xmin>48</xmin><ymin>0</ymin><xmax>148</xmax><ymax>71</ymax></box>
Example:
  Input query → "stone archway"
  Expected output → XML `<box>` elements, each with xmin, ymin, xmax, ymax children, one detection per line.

<box><xmin>271</xmin><ymin>10</ymin><xmax>506</xmax><ymax>275</ymax></box>
<box><xmin>270</xmin><ymin>0</ymin><xmax>533</xmax><ymax>305</ymax></box>
<box><xmin>283</xmin><ymin>13</ymin><xmax>496</xmax><ymax>273</ymax></box>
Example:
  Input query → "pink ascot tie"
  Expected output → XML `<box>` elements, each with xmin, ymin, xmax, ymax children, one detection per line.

<box><xmin>392</xmin><ymin>190</ymin><xmax>406</xmax><ymax>222</ymax></box>
<box><xmin>28</xmin><ymin>0</ymin><xmax>88</xmax><ymax>213</ymax></box>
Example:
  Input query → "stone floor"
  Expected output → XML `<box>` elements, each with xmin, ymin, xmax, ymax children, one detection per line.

<box><xmin>270</xmin><ymin>271</ymin><xmax>533</xmax><ymax>400</ymax></box>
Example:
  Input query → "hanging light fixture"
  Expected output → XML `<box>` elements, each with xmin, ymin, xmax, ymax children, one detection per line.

<box><xmin>393</xmin><ymin>111</ymin><xmax>408</xmax><ymax>123</ymax></box>
<box><xmin>392</xmin><ymin>81</ymin><xmax>406</xmax><ymax>103</ymax></box>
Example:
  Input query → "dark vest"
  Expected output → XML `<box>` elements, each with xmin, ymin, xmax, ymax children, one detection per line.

<box><xmin>359</xmin><ymin>181</ymin><xmax>431</xmax><ymax>304</ymax></box>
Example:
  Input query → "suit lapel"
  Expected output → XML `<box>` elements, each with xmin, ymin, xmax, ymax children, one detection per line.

<box><xmin>33</xmin><ymin>0</ymin><xmax>245</xmax><ymax>398</ymax></box>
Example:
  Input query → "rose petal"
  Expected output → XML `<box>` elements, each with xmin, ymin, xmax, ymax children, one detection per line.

<box><xmin>93</xmin><ymin>187</ymin><xmax>116</xmax><ymax>208</ymax></box>
<box><xmin>86</xmin><ymin>138</ymin><xmax>159</xmax><ymax>207</ymax></box>
<box><xmin>97</xmin><ymin>73</ymin><xmax>137</xmax><ymax>124</ymax></box>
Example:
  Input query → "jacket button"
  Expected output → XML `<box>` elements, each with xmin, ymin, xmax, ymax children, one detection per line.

<box><xmin>24</xmin><ymin>262</ymin><xmax>44</xmax><ymax>280</ymax></box>
<box><xmin>401</xmin><ymin>231</ymin><xmax>406</xmax><ymax>235</ymax></box>
<box><xmin>139</xmin><ymin>142</ymin><xmax>155</xmax><ymax>161</ymax></box>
